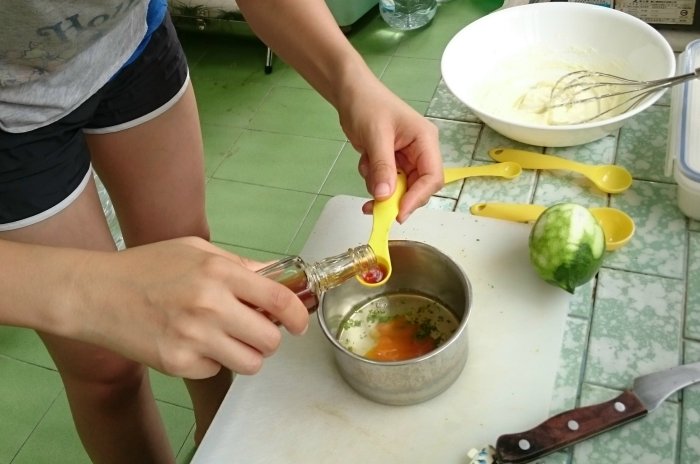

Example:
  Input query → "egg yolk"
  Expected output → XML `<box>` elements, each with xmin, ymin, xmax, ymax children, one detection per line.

<box><xmin>364</xmin><ymin>316</ymin><xmax>437</xmax><ymax>361</ymax></box>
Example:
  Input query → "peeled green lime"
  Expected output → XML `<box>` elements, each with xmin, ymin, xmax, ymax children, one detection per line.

<box><xmin>529</xmin><ymin>203</ymin><xmax>605</xmax><ymax>294</ymax></box>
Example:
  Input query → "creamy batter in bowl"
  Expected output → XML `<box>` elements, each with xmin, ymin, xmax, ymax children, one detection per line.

<box><xmin>476</xmin><ymin>50</ymin><xmax>635</xmax><ymax>126</ymax></box>
<box><xmin>441</xmin><ymin>2</ymin><xmax>675</xmax><ymax>147</ymax></box>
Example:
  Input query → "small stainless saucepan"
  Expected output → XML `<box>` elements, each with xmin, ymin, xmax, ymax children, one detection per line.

<box><xmin>318</xmin><ymin>240</ymin><xmax>472</xmax><ymax>406</ymax></box>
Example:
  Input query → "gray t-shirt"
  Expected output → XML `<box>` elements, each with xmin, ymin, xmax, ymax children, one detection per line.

<box><xmin>0</xmin><ymin>0</ymin><xmax>148</xmax><ymax>133</ymax></box>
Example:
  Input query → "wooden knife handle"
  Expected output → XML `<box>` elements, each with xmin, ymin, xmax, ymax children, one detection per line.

<box><xmin>495</xmin><ymin>390</ymin><xmax>647</xmax><ymax>463</ymax></box>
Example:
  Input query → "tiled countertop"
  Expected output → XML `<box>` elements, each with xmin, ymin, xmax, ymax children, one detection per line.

<box><xmin>425</xmin><ymin>70</ymin><xmax>700</xmax><ymax>462</ymax></box>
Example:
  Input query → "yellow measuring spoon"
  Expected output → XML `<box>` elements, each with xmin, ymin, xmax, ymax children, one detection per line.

<box><xmin>489</xmin><ymin>148</ymin><xmax>633</xmax><ymax>194</ymax></box>
<box><xmin>443</xmin><ymin>162</ymin><xmax>522</xmax><ymax>184</ymax></box>
<box><xmin>356</xmin><ymin>170</ymin><xmax>407</xmax><ymax>287</ymax></box>
<box><xmin>469</xmin><ymin>202</ymin><xmax>635</xmax><ymax>251</ymax></box>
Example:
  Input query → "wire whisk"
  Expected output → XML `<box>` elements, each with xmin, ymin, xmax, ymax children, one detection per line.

<box><xmin>546</xmin><ymin>67</ymin><xmax>700</xmax><ymax>124</ymax></box>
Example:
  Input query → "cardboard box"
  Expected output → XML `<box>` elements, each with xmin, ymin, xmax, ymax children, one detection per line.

<box><xmin>507</xmin><ymin>0</ymin><xmax>700</xmax><ymax>30</ymax></box>
<box><xmin>613</xmin><ymin>0</ymin><xmax>700</xmax><ymax>30</ymax></box>
<box><xmin>501</xmin><ymin>0</ymin><xmax>700</xmax><ymax>50</ymax></box>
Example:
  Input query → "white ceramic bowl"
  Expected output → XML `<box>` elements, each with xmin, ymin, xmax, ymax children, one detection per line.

<box><xmin>441</xmin><ymin>3</ymin><xmax>675</xmax><ymax>147</ymax></box>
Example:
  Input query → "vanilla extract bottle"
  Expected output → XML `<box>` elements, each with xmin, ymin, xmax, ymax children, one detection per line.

<box><xmin>257</xmin><ymin>244</ymin><xmax>377</xmax><ymax>313</ymax></box>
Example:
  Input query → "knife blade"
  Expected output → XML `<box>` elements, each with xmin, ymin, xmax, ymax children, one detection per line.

<box><xmin>492</xmin><ymin>362</ymin><xmax>700</xmax><ymax>463</ymax></box>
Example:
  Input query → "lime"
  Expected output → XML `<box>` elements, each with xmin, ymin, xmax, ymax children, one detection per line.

<box><xmin>529</xmin><ymin>203</ymin><xmax>605</xmax><ymax>294</ymax></box>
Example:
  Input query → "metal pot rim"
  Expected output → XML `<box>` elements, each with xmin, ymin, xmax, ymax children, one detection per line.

<box><xmin>317</xmin><ymin>239</ymin><xmax>472</xmax><ymax>365</ymax></box>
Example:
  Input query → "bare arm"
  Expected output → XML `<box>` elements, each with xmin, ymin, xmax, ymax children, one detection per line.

<box><xmin>0</xmin><ymin>237</ymin><xmax>309</xmax><ymax>378</ymax></box>
<box><xmin>236</xmin><ymin>0</ymin><xmax>444</xmax><ymax>222</ymax></box>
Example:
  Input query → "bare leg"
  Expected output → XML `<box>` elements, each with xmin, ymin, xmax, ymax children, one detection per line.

<box><xmin>1</xmin><ymin>82</ymin><xmax>230</xmax><ymax>462</ymax></box>
<box><xmin>185</xmin><ymin>370</ymin><xmax>234</xmax><ymax>444</ymax></box>
<box><xmin>40</xmin><ymin>334</ymin><xmax>174</xmax><ymax>464</ymax></box>
<box><xmin>1</xmin><ymin>178</ymin><xmax>174</xmax><ymax>464</ymax></box>
<box><xmin>87</xmin><ymin>82</ymin><xmax>232</xmax><ymax>446</ymax></box>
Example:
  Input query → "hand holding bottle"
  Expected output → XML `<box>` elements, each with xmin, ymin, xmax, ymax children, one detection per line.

<box><xmin>63</xmin><ymin>237</ymin><xmax>310</xmax><ymax>379</ymax></box>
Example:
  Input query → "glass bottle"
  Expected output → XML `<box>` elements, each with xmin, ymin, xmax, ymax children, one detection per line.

<box><xmin>257</xmin><ymin>245</ymin><xmax>377</xmax><ymax>313</ymax></box>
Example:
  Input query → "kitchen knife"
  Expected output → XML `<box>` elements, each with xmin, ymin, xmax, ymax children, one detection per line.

<box><xmin>491</xmin><ymin>362</ymin><xmax>700</xmax><ymax>463</ymax></box>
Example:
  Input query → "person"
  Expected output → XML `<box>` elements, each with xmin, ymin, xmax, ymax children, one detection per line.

<box><xmin>0</xmin><ymin>0</ymin><xmax>444</xmax><ymax>462</ymax></box>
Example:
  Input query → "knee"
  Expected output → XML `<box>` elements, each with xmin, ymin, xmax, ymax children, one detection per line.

<box><xmin>62</xmin><ymin>358</ymin><xmax>150</xmax><ymax>409</ymax></box>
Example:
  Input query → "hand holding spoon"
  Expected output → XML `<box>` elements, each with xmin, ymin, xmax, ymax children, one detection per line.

<box><xmin>443</xmin><ymin>162</ymin><xmax>522</xmax><ymax>184</ymax></box>
<box><xmin>469</xmin><ymin>202</ymin><xmax>635</xmax><ymax>251</ymax></box>
<box><xmin>489</xmin><ymin>148</ymin><xmax>632</xmax><ymax>194</ymax></box>
<box><xmin>357</xmin><ymin>170</ymin><xmax>407</xmax><ymax>287</ymax></box>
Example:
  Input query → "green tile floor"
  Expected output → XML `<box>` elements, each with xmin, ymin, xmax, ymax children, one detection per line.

<box><xmin>2</xmin><ymin>1</ymin><xmax>700</xmax><ymax>462</ymax></box>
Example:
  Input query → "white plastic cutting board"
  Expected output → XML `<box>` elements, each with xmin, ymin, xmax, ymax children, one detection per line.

<box><xmin>192</xmin><ymin>196</ymin><xmax>572</xmax><ymax>464</ymax></box>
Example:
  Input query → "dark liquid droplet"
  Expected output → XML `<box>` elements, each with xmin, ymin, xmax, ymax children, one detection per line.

<box><xmin>361</xmin><ymin>263</ymin><xmax>387</xmax><ymax>284</ymax></box>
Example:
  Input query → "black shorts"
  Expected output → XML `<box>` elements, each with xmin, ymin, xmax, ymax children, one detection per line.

<box><xmin>0</xmin><ymin>14</ymin><xmax>189</xmax><ymax>231</ymax></box>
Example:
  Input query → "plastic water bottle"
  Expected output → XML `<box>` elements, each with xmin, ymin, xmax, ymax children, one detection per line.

<box><xmin>379</xmin><ymin>0</ymin><xmax>437</xmax><ymax>30</ymax></box>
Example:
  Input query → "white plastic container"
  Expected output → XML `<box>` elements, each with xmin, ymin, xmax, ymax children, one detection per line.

<box><xmin>667</xmin><ymin>39</ymin><xmax>700</xmax><ymax>220</ymax></box>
